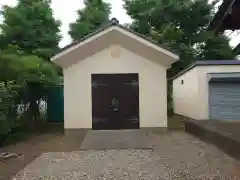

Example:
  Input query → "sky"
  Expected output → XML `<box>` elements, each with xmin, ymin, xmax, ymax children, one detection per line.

<box><xmin>0</xmin><ymin>0</ymin><xmax>239</xmax><ymax>48</ymax></box>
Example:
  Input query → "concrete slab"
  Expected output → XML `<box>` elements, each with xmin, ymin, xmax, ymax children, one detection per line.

<box><xmin>79</xmin><ymin>130</ymin><xmax>152</xmax><ymax>150</ymax></box>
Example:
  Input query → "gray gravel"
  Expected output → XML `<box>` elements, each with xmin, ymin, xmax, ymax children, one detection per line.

<box><xmin>14</xmin><ymin>132</ymin><xmax>240</xmax><ymax>180</ymax></box>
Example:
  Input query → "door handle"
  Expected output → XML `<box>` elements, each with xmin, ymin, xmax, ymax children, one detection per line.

<box><xmin>112</xmin><ymin>98</ymin><xmax>116</xmax><ymax>106</ymax></box>
<box><xmin>111</xmin><ymin>97</ymin><xmax>119</xmax><ymax>111</ymax></box>
<box><xmin>112</xmin><ymin>98</ymin><xmax>119</xmax><ymax>106</ymax></box>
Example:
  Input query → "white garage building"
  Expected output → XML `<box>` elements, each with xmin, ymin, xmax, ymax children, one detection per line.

<box><xmin>173</xmin><ymin>60</ymin><xmax>240</xmax><ymax>120</ymax></box>
<box><xmin>51</xmin><ymin>18</ymin><xmax>179</xmax><ymax>133</ymax></box>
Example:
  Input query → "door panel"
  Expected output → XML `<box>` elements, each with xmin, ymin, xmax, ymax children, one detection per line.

<box><xmin>92</xmin><ymin>74</ymin><xmax>114</xmax><ymax>130</ymax></box>
<box><xmin>92</xmin><ymin>74</ymin><xmax>139</xmax><ymax>130</ymax></box>
<box><xmin>116</xmin><ymin>74</ymin><xmax>139</xmax><ymax>129</ymax></box>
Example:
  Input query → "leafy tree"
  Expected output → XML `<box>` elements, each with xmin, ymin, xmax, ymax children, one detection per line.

<box><xmin>198</xmin><ymin>32</ymin><xmax>236</xmax><ymax>60</ymax></box>
<box><xmin>124</xmin><ymin>0</ymin><xmax>235</xmax><ymax>77</ymax></box>
<box><xmin>0</xmin><ymin>46</ymin><xmax>60</xmax><ymax>138</ymax></box>
<box><xmin>0</xmin><ymin>0</ymin><xmax>62</xmax><ymax>144</ymax></box>
<box><xmin>69</xmin><ymin>0</ymin><xmax>111</xmax><ymax>41</ymax></box>
<box><xmin>0</xmin><ymin>0</ymin><xmax>61</xmax><ymax>59</ymax></box>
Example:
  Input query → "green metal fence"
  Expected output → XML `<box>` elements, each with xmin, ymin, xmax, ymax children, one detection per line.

<box><xmin>47</xmin><ymin>86</ymin><xmax>64</xmax><ymax>123</ymax></box>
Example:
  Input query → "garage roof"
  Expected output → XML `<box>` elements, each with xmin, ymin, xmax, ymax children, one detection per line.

<box><xmin>57</xmin><ymin>18</ymin><xmax>179</xmax><ymax>56</ymax></box>
<box><xmin>172</xmin><ymin>60</ymin><xmax>240</xmax><ymax>80</ymax></box>
<box><xmin>51</xmin><ymin>18</ymin><xmax>179</xmax><ymax>68</ymax></box>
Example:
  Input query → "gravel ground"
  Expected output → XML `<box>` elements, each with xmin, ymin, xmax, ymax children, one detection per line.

<box><xmin>14</xmin><ymin>132</ymin><xmax>240</xmax><ymax>180</ymax></box>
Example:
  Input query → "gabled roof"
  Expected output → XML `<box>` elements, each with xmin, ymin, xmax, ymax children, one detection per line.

<box><xmin>55</xmin><ymin>18</ymin><xmax>178</xmax><ymax>56</ymax></box>
<box><xmin>51</xmin><ymin>18</ymin><xmax>179</xmax><ymax>68</ymax></box>
<box><xmin>172</xmin><ymin>60</ymin><xmax>240</xmax><ymax>80</ymax></box>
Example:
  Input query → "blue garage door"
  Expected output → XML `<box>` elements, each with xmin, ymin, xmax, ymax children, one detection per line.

<box><xmin>209</xmin><ymin>82</ymin><xmax>240</xmax><ymax>120</ymax></box>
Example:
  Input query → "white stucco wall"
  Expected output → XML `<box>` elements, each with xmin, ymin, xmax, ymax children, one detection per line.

<box><xmin>173</xmin><ymin>65</ymin><xmax>240</xmax><ymax>120</ymax></box>
<box><xmin>64</xmin><ymin>44</ymin><xmax>168</xmax><ymax>129</ymax></box>
<box><xmin>173</xmin><ymin>68</ymin><xmax>200</xmax><ymax>119</ymax></box>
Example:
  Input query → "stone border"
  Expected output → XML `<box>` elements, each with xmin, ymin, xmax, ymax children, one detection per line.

<box><xmin>185</xmin><ymin>120</ymin><xmax>240</xmax><ymax>161</ymax></box>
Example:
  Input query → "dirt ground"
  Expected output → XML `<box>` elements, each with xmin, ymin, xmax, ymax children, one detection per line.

<box><xmin>0</xmin><ymin>131</ymin><xmax>86</xmax><ymax>180</ymax></box>
<box><xmin>167</xmin><ymin>114</ymin><xmax>185</xmax><ymax>130</ymax></box>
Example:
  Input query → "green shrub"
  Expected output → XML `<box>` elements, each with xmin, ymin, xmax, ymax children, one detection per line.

<box><xmin>0</xmin><ymin>81</ymin><xmax>19</xmax><ymax>146</ymax></box>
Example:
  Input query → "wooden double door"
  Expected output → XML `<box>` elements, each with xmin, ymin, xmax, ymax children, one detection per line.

<box><xmin>91</xmin><ymin>74</ymin><xmax>139</xmax><ymax>130</ymax></box>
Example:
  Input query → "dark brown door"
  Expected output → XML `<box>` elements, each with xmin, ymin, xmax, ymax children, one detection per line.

<box><xmin>115</xmin><ymin>74</ymin><xmax>139</xmax><ymax>129</ymax></box>
<box><xmin>91</xmin><ymin>74</ymin><xmax>139</xmax><ymax>130</ymax></box>
<box><xmin>91</xmin><ymin>74</ymin><xmax>114</xmax><ymax>130</ymax></box>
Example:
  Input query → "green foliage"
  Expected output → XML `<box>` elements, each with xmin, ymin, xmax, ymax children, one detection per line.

<box><xmin>0</xmin><ymin>0</ymin><xmax>62</xmax><ymax>146</ymax></box>
<box><xmin>0</xmin><ymin>0</ymin><xmax>61</xmax><ymax>59</ymax></box>
<box><xmin>0</xmin><ymin>46</ymin><xmax>60</xmax><ymax>146</ymax></box>
<box><xmin>0</xmin><ymin>47</ymin><xmax>60</xmax><ymax>85</ymax></box>
<box><xmin>69</xmin><ymin>0</ymin><xmax>111</xmax><ymax>40</ymax></box>
<box><xmin>197</xmin><ymin>32</ymin><xmax>236</xmax><ymax>60</ymax></box>
<box><xmin>0</xmin><ymin>81</ymin><xmax>19</xmax><ymax>134</ymax></box>
<box><xmin>123</xmin><ymin>0</ymin><xmax>236</xmax><ymax>77</ymax></box>
<box><xmin>0</xmin><ymin>80</ymin><xmax>20</xmax><ymax>146</ymax></box>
